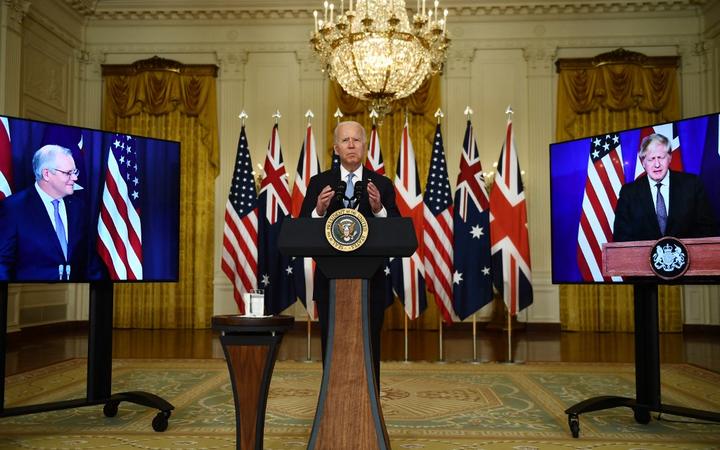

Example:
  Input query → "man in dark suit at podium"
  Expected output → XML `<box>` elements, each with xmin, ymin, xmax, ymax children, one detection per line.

<box><xmin>0</xmin><ymin>145</ymin><xmax>90</xmax><ymax>281</ymax></box>
<box><xmin>300</xmin><ymin>120</ymin><xmax>399</xmax><ymax>384</ymax></box>
<box><xmin>614</xmin><ymin>133</ymin><xmax>718</xmax><ymax>242</ymax></box>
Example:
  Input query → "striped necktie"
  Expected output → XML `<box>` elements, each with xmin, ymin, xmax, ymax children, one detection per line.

<box><xmin>52</xmin><ymin>199</ymin><xmax>68</xmax><ymax>259</ymax></box>
<box><xmin>655</xmin><ymin>182</ymin><xmax>667</xmax><ymax>235</ymax></box>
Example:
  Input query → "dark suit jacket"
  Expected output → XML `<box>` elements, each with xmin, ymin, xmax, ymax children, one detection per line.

<box><xmin>300</xmin><ymin>167</ymin><xmax>400</xmax><ymax>302</ymax></box>
<box><xmin>613</xmin><ymin>170</ymin><xmax>719</xmax><ymax>242</ymax></box>
<box><xmin>0</xmin><ymin>186</ymin><xmax>89</xmax><ymax>281</ymax></box>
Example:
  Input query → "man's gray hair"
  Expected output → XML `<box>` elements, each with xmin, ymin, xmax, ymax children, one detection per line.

<box><xmin>32</xmin><ymin>145</ymin><xmax>72</xmax><ymax>181</ymax></box>
<box><xmin>639</xmin><ymin>133</ymin><xmax>671</xmax><ymax>162</ymax></box>
<box><xmin>333</xmin><ymin>120</ymin><xmax>367</xmax><ymax>145</ymax></box>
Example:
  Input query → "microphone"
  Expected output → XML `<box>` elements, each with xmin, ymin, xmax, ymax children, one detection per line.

<box><xmin>58</xmin><ymin>265</ymin><xmax>64</xmax><ymax>281</ymax></box>
<box><xmin>351</xmin><ymin>180</ymin><xmax>366</xmax><ymax>207</ymax></box>
<box><xmin>334</xmin><ymin>180</ymin><xmax>347</xmax><ymax>205</ymax></box>
<box><xmin>65</xmin><ymin>265</ymin><xmax>71</xmax><ymax>281</ymax></box>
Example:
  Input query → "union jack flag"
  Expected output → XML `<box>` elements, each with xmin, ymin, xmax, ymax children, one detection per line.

<box><xmin>490</xmin><ymin>118</ymin><xmax>532</xmax><ymax>315</ymax></box>
<box><xmin>257</xmin><ymin>124</ymin><xmax>295</xmax><ymax>315</ymax></box>
<box><xmin>453</xmin><ymin>120</ymin><xmax>493</xmax><ymax>320</ymax></box>
<box><xmin>291</xmin><ymin>123</ymin><xmax>320</xmax><ymax>319</ymax></box>
<box><xmin>577</xmin><ymin>133</ymin><xmax>625</xmax><ymax>282</ymax></box>
<box><xmin>364</xmin><ymin>124</ymin><xmax>385</xmax><ymax>175</ymax></box>
<box><xmin>423</xmin><ymin>124</ymin><xmax>457</xmax><ymax>323</ymax></box>
<box><xmin>0</xmin><ymin>117</ymin><xmax>12</xmax><ymax>200</ymax></box>
<box><xmin>635</xmin><ymin>123</ymin><xmax>683</xmax><ymax>179</ymax></box>
<box><xmin>391</xmin><ymin>119</ymin><xmax>427</xmax><ymax>320</ymax></box>
<box><xmin>97</xmin><ymin>134</ymin><xmax>143</xmax><ymax>280</ymax></box>
<box><xmin>221</xmin><ymin>126</ymin><xmax>258</xmax><ymax>313</ymax></box>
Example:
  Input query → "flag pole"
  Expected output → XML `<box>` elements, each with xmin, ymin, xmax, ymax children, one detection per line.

<box><xmin>507</xmin><ymin>307</ymin><xmax>513</xmax><ymax>363</ymax></box>
<box><xmin>438</xmin><ymin>316</ymin><xmax>444</xmax><ymax>362</ymax></box>
<box><xmin>306</xmin><ymin>316</ymin><xmax>312</xmax><ymax>362</ymax></box>
<box><xmin>404</xmin><ymin>313</ymin><xmax>409</xmax><ymax>362</ymax></box>
<box><xmin>472</xmin><ymin>313</ymin><xmax>478</xmax><ymax>363</ymax></box>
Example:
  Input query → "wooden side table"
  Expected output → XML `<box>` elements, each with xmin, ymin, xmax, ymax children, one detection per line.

<box><xmin>212</xmin><ymin>315</ymin><xmax>294</xmax><ymax>450</ymax></box>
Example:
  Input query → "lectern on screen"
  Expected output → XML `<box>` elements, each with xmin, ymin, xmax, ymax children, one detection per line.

<box><xmin>0</xmin><ymin>115</ymin><xmax>180</xmax><ymax>282</ymax></box>
<box><xmin>549</xmin><ymin>112</ymin><xmax>720</xmax><ymax>284</ymax></box>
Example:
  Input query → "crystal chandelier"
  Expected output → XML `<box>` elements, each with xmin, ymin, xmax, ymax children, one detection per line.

<box><xmin>311</xmin><ymin>0</ymin><xmax>450</xmax><ymax>116</ymax></box>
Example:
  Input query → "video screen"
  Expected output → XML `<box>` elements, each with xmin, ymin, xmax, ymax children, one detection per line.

<box><xmin>0</xmin><ymin>115</ymin><xmax>180</xmax><ymax>282</ymax></box>
<box><xmin>550</xmin><ymin>113</ymin><xmax>720</xmax><ymax>284</ymax></box>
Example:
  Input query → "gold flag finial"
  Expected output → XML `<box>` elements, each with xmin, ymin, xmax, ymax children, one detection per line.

<box><xmin>334</xmin><ymin>108</ymin><xmax>344</xmax><ymax>124</ymax></box>
<box><xmin>238</xmin><ymin>110</ymin><xmax>248</xmax><ymax>126</ymax></box>
<box><xmin>464</xmin><ymin>106</ymin><xmax>473</xmax><ymax>120</ymax></box>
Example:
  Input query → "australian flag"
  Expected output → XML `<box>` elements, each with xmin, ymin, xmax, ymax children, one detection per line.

<box><xmin>257</xmin><ymin>123</ymin><xmax>296</xmax><ymax>315</ymax></box>
<box><xmin>452</xmin><ymin>120</ymin><xmax>493</xmax><ymax>320</ymax></box>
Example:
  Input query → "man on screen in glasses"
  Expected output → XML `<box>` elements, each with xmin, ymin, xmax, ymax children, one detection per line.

<box><xmin>613</xmin><ymin>133</ymin><xmax>718</xmax><ymax>242</ymax></box>
<box><xmin>0</xmin><ymin>145</ymin><xmax>90</xmax><ymax>281</ymax></box>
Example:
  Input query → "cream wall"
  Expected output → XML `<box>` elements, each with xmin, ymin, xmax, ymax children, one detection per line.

<box><xmin>2</xmin><ymin>0</ymin><xmax>720</xmax><ymax>328</ymax></box>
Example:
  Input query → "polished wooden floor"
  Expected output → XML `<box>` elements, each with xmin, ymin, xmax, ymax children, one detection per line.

<box><xmin>5</xmin><ymin>324</ymin><xmax>720</xmax><ymax>376</ymax></box>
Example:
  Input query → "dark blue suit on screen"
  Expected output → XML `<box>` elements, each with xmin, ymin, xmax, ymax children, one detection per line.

<box><xmin>0</xmin><ymin>186</ymin><xmax>89</xmax><ymax>281</ymax></box>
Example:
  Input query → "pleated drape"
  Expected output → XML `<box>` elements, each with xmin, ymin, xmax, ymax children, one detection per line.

<box><xmin>328</xmin><ymin>76</ymin><xmax>445</xmax><ymax>330</ymax></box>
<box><xmin>102</xmin><ymin>57</ymin><xmax>219</xmax><ymax>328</ymax></box>
<box><xmin>555</xmin><ymin>49</ymin><xmax>682</xmax><ymax>332</ymax></box>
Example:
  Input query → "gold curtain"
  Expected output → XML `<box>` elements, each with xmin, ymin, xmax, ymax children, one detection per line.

<box><xmin>328</xmin><ymin>76</ymin><xmax>443</xmax><ymax>330</ymax></box>
<box><xmin>102</xmin><ymin>56</ymin><xmax>219</xmax><ymax>328</ymax></box>
<box><xmin>555</xmin><ymin>49</ymin><xmax>682</xmax><ymax>332</ymax></box>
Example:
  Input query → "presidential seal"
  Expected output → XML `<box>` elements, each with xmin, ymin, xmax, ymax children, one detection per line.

<box><xmin>650</xmin><ymin>237</ymin><xmax>689</xmax><ymax>280</ymax></box>
<box><xmin>325</xmin><ymin>208</ymin><xmax>369</xmax><ymax>252</ymax></box>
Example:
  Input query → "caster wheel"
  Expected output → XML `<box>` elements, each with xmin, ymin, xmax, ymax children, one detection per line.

<box><xmin>103</xmin><ymin>401</ymin><xmax>119</xmax><ymax>418</ymax></box>
<box><xmin>568</xmin><ymin>414</ymin><xmax>580</xmax><ymax>438</ymax></box>
<box><xmin>152</xmin><ymin>410</ymin><xmax>171</xmax><ymax>432</ymax></box>
<box><xmin>634</xmin><ymin>408</ymin><xmax>651</xmax><ymax>424</ymax></box>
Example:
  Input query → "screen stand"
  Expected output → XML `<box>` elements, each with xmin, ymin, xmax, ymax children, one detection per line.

<box><xmin>0</xmin><ymin>282</ymin><xmax>174</xmax><ymax>432</ymax></box>
<box><xmin>564</xmin><ymin>283</ymin><xmax>720</xmax><ymax>438</ymax></box>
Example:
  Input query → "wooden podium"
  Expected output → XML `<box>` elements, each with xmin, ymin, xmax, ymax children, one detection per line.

<box><xmin>565</xmin><ymin>237</ymin><xmax>720</xmax><ymax>438</ymax></box>
<box><xmin>279</xmin><ymin>217</ymin><xmax>417</xmax><ymax>450</ymax></box>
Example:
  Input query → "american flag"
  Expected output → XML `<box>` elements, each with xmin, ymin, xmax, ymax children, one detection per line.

<box><xmin>391</xmin><ymin>119</ymin><xmax>427</xmax><ymax>320</ymax></box>
<box><xmin>0</xmin><ymin>117</ymin><xmax>12</xmax><ymax>199</ymax></box>
<box><xmin>635</xmin><ymin>123</ymin><xmax>683</xmax><ymax>179</ymax></box>
<box><xmin>453</xmin><ymin>120</ymin><xmax>493</xmax><ymax>320</ymax></box>
<box><xmin>221</xmin><ymin>126</ymin><xmax>258</xmax><ymax>313</ymax></box>
<box><xmin>257</xmin><ymin>124</ymin><xmax>295</xmax><ymax>315</ymax></box>
<box><xmin>490</xmin><ymin>118</ymin><xmax>532</xmax><ymax>315</ymax></box>
<box><xmin>364</xmin><ymin>124</ymin><xmax>385</xmax><ymax>175</ymax></box>
<box><xmin>576</xmin><ymin>132</ymin><xmax>625</xmax><ymax>282</ymax></box>
<box><xmin>97</xmin><ymin>134</ymin><xmax>143</xmax><ymax>280</ymax></box>
<box><xmin>291</xmin><ymin>123</ymin><xmax>320</xmax><ymax>319</ymax></box>
<box><xmin>422</xmin><ymin>124</ymin><xmax>457</xmax><ymax>323</ymax></box>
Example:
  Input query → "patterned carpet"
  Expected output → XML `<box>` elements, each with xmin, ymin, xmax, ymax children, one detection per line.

<box><xmin>1</xmin><ymin>359</ymin><xmax>720</xmax><ymax>449</ymax></box>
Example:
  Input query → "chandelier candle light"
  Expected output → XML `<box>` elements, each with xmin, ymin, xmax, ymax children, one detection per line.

<box><xmin>311</xmin><ymin>0</ymin><xmax>450</xmax><ymax>117</ymax></box>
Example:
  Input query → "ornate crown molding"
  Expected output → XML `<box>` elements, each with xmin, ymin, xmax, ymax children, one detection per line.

<box><xmin>5</xmin><ymin>0</ymin><xmax>31</xmax><ymax>27</ymax></box>
<box><xmin>101</xmin><ymin>55</ymin><xmax>218</xmax><ymax>76</ymax></box>
<box><xmin>555</xmin><ymin>48</ymin><xmax>680</xmax><ymax>72</ymax></box>
<box><xmin>63</xmin><ymin>1</ymin><xmax>707</xmax><ymax>21</ymax></box>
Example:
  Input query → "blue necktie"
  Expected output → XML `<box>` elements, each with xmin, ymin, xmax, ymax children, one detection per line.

<box><xmin>345</xmin><ymin>173</ymin><xmax>355</xmax><ymax>207</ymax></box>
<box><xmin>52</xmin><ymin>199</ymin><xmax>68</xmax><ymax>260</ymax></box>
<box><xmin>655</xmin><ymin>182</ymin><xmax>667</xmax><ymax>235</ymax></box>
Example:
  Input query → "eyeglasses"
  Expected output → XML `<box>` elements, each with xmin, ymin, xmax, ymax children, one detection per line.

<box><xmin>52</xmin><ymin>168</ymin><xmax>80</xmax><ymax>178</ymax></box>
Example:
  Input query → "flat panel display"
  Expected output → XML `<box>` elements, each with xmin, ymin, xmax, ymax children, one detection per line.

<box><xmin>550</xmin><ymin>113</ymin><xmax>720</xmax><ymax>284</ymax></box>
<box><xmin>0</xmin><ymin>115</ymin><xmax>180</xmax><ymax>282</ymax></box>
